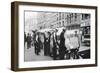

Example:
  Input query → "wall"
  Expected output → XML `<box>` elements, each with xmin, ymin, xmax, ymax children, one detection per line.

<box><xmin>0</xmin><ymin>0</ymin><xmax>99</xmax><ymax>73</ymax></box>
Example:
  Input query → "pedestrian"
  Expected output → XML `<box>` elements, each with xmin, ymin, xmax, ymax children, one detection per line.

<box><xmin>24</xmin><ymin>32</ymin><xmax>27</xmax><ymax>47</ymax></box>
<box><xmin>32</xmin><ymin>31</ymin><xmax>36</xmax><ymax>46</ymax></box>
<box><xmin>27</xmin><ymin>33</ymin><xmax>32</xmax><ymax>49</ymax></box>
<box><xmin>64</xmin><ymin>34</ymin><xmax>71</xmax><ymax>59</ymax></box>
<box><xmin>52</xmin><ymin>32</ymin><xmax>58</xmax><ymax>60</ymax></box>
<box><xmin>37</xmin><ymin>35</ymin><xmax>42</xmax><ymax>55</ymax></box>
<box><xmin>50</xmin><ymin>33</ymin><xmax>54</xmax><ymax>57</ymax></box>
<box><xmin>34</xmin><ymin>32</ymin><xmax>37</xmax><ymax>55</ymax></box>
<box><xmin>69</xmin><ymin>31</ymin><xmax>80</xmax><ymax>59</ymax></box>
<box><xmin>34</xmin><ymin>32</ymin><xmax>41</xmax><ymax>55</ymax></box>
<box><xmin>39</xmin><ymin>33</ymin><xmax>45</xmax><ymax>50</ymax></box>
<box><xmin>44</xmin><ymin>32</ymin><xmax>50</xmax><ymax>56</ymax></box>
<box><xmin>59</xmin><ymin>29</ymin><xmax>66</xmax><ymax>60</ymax></box>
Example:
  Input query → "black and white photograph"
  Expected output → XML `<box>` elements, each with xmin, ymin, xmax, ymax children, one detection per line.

<box><xmin>24</xmin><ymin>11</ymin><xmax>91</xmax><ymax>61</ymax></box>
<box><xmin>11</xmin><ymin>2</ymin><xmax>97</xmax><ymax>71</ymax></box>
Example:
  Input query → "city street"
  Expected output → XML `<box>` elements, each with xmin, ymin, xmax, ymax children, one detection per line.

<box><xmin>24</xmin><ymin>43</ymin><xmax>90</xmax><ymax>61</ymax></box>
<box><xmin>24</xmin><ymin>44</ymin><xmax>53</xmax><ymax>61</ymax></box>
<box><xmin>24</xmin><ymin>12</ymin><xmax>91</xmax><ymax>62</ymax></box>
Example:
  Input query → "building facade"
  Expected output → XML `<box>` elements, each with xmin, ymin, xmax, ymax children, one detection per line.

<box><xmin>37</xmin><ymin>11</ymin><xmax>90</xmax><ymax>31</ymax></box>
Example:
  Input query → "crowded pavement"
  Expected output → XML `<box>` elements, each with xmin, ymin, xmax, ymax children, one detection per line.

<box><xmin>24</xmin><ymin>27</ymin><xmax>90</xmax><ymax>61</ymax></box>
<box><xmin>24</xmin><ymin>41</ymin><xmax>90</xmax><ymax>61</ymax></box>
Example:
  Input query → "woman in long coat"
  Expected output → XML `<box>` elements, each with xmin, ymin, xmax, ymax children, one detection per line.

<box><xmin>52</xmin><ymin>33</ymin><xmax>58</xmax><ymax>60</ymax></box>
<box><xmin>44</xmin><ymin>32</ymin><xmax>50</xmax><ymax>56</ymax></box>
<box><xmin>59</xmin><ymin>29</ymin><xmax>66</xmax><ymax>60</ymax></box>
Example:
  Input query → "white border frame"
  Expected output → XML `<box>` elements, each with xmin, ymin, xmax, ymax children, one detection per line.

<box><xmin>18</xmin><ymin>5</ymin><xmax>96</xmax><ymax>68</ymax></box>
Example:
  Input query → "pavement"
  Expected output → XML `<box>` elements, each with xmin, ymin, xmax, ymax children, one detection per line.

<box><xmin>24</xmin><ymin>44</ymin><xmax>53</xmax><ymax>61</ymax></box>
<box><xmin>24</xmin><ymin>43</ymin><xmax>90</xmax><ymax>61</ymax></box>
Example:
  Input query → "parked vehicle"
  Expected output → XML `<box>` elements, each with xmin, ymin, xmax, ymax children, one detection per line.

<box><xmin>81</xmin><ymin>26</ymin><xmax>90</xmax><ymax>46</ymax></box>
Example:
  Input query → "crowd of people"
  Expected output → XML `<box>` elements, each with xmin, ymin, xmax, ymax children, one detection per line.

<box><xmin>24</xmin><ymin>28</ymin><xmax>80</xmax><ymax>60</ymax></box>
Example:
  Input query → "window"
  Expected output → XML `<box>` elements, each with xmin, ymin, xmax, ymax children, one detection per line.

<box><xmin>62</xmin><ymin>21</ymin><xmax>64</xmax><ymax>26</ymax></box>
<box><xmin>70</xmin><ymin>14</ymin><xmax>71</xmax><ymax>23</ymax></box>
<box><xmin>59</xmin><ymin>12</ymin><xmax>61</xmax><ymax>20</ymax></box>
<box><xmin>75</xmin><ymin>13</ymin><xmax>77</xmax><ymax>21</ymax></box>
<box><xmin>62</xmin><ymin>13</ymin><xmax>64</xmax><ymax>19</ymax></box>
